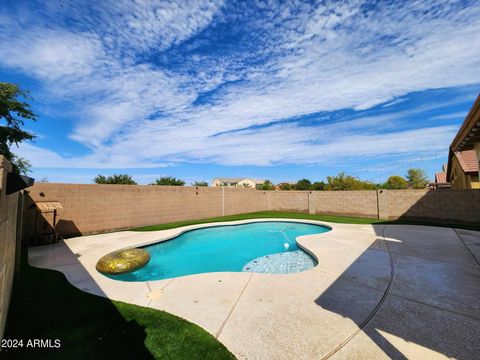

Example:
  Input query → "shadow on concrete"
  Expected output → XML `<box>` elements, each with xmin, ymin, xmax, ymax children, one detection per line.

<box><xmin>3</xmin><ymin>244</ymin><xmax>154</xmax><ymax>360</ymax></box>
<box><xmin>315</xmin><ymin>224</ymin><xmax>480</xmax><ymax>359</ymax></box>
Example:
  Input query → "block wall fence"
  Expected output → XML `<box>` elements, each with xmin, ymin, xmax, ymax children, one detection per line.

<box><xmin>0</xmin><ymin>157</ymin><xmax>20</xmax><ymax>341</ymax></box>
<box><xmin>22</xmin><ymin>183</ymin><xmax>480</xmax><ymax>239</ymax></box>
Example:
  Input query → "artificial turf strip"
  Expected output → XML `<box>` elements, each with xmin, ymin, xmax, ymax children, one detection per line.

<box><xmin>3</xmin><ymin>254</ymin><xmax>235</xmax><ymax>360</ymax></box>
<box><xmin>132</xmin><ymin>211</ymin><xmax>384</xmax><ymax>232</ymax></box>
<box><xmin>132</xmin><ymin>210</ymin><xmax>480</xmax><ymax>232</ymax></box>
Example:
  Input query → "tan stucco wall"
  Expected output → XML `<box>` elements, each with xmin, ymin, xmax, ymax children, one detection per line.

<box><xmin>0</xmin><ymin>157</ymin><xmax>19</xmax><ymax>341</ymax></box>
<box><xmin>22</xmin><ymin>184</ymin><xmax>480</xmax><ymax>240</ymax></box>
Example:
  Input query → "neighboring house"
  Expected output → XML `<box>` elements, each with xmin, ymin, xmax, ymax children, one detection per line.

<box><xmin>447</xmin><ymin>150</ymin><xmax>479</xmax><ymax>189</ymax></box>
<box><xmin>430</xmin><ymin>164</ymin><xmax>451</xmax><ymax>189</ymax></box>
<box><xmin>447</xmin><ymin>94</ymin><xmax>480</xmax><ymax>189</ymax></box>
<box><xmin>211</xmin><ymin>177</ymin><xmax>266</xmax><ymax>189</ymax></box>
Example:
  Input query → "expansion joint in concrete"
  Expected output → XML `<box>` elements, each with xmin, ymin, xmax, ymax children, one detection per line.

<box><xmin>215</xmin><ymin>273</ymin><xmax>253</xmax><ymax>338</ymax></box>
<box><xmin>321</xmin><ymin>225</ymin><xmax>395</xmax><ymax>359</ymax></box>
<box><xmin>452</xmin><ymin>228</ymin><xmax>480</xmax><ymax>268</ymax></box>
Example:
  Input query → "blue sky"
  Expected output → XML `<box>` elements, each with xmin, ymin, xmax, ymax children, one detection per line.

<box><xmin>1</xmin><ymin>0</ymin><xmax>479</xmax><ymax>185</ymax></box>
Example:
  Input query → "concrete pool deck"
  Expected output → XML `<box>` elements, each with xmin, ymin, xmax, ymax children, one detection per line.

<box><xmin>29</xmin><ymin>219</ymin><xmax>480</xmax><ymax>359</ymax></box>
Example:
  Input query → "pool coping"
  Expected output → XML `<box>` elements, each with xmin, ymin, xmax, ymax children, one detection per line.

<box><xmin>102</xmin><ymin>218</ymin><xmax>334</xmax><ymax>280</ymax></box>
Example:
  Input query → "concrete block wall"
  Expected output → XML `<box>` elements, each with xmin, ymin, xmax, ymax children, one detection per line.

<box><xmin>223</xmin><ymin>188</ymin><xmax>268</xmax><ymax>216</ymax></box>
<box><xmin>313</xmin><ymin>190</ymin><xmax>378</xmax><ymax>218</ymax></box>
<box><xmin>379</xmin><ymin>189</ymin><xmax>480</xmax><ymax>223</ymax></box>
<box><xmin>22</xmin><ymin>184</ymin><xmax>480</xmax><ymax>240</ymax></box>
<box><xmin>0</xmin><ymin>157</ymin><xmax>19</xmax><ymax>341</ymax></box>
<box><xmin>23</xmin><ymin>183</ymin><xmax>270</xmax><ymax>238</ymax></box>
<box><xmin>268</xmin><ymin>189</ymin><xmax>480</xmax><ymax>223</ymax></box>
<box><xmin>267</xmin><ymin>191</ymin><xmax>309</xmax><ymax>212</ymax></box>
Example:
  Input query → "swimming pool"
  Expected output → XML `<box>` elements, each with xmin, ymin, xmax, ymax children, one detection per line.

<box><xmin>106</xmin><ymin>221</ymin><xmax>330</xmax><ymax>281</ymax></box>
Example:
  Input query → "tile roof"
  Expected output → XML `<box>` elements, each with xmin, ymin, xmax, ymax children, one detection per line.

<box><xmin>455</xmin><ymin>150</ymin><xmax>479</xmax><ymax>173</ymax></box>
<box><xmin>434</xmin><ymin>172</ymin><xmax>447</xmax><ymax>183</ymax></box>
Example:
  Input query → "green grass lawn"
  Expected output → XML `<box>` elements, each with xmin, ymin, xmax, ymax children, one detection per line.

<box><xmin>3</xmin><ymin>255</ymin><xmax>235</xmax><ymax>360</ymax></box>
<box><xmin>132</xmin><ymin>210</ymin><xmax>480</xmax><ymax>232</ymax></box>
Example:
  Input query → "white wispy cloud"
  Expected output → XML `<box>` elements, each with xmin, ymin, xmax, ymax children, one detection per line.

<box><xmin>1</xmin><ymin>0</ymin><xmax>479</xmax><ymax>169</ymax></box>
<box><xmin>15</xmin><ymin>142</ymin><xmax>171</xmax><ymax>169</ymax></box>
<box><xmin>429</xmin><ymin>111</ymin><xmax>469</xmax><ymax>121</ymax></box>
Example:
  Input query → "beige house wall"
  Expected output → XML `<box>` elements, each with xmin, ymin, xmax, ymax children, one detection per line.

<box><xmin>450</xmin><ymin>156</ymin><xmax>479</xmax><ymax>189</ymax></box>
<box><xmin>22</xmin><ymin>184</ymin><xmax>480</xmax><ymax>240</ymax></box>
<box><xmin>237</xmin><ymin>179</ymin><xmax>257</xmax><ymax>188</ymax></box>
<box><xmin>211</xmin><ymin>179</ymin><xmax>223</xmax><ymax>187</ymax></box>
<box><xmin>211</xmin><ymin>178</ymin><xmax>259</xmax><ymax>188</ymax></box>
<box><xmin>475</xmin><ymin>143</ymin><xmax>480</xmax><ymax>180</ymax></box>
<box><xmin>0</xmin><ymin>157</ymin><xmax>19</xmax><ymax>341</ymax></box>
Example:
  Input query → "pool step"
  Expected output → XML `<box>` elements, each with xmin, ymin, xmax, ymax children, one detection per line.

<box><xmin>242</xmin><ymin>250</ymin><xmax>316</xmax><ymax>274</ymax></box>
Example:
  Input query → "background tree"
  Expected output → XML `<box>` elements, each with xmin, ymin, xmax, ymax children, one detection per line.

<box><xmin>311</xmin><ymin>181</ymin><xmax>326</xmax><ymax>191</ymax></box>
<box><xmin>94</xmin><ymin>174</ymin><xmax>137</xmax><ymax>184</ymax></box>
<box><xmin>12</xmin><ymin>155</ymin><xmax>31</xmax><ymax>174</ymax></box>
<box><xmin>294</xmin><ymin>178</ymin><xmax>312</xmax><ymax>190</ymax></box>
<box><xmin>406</xmin><ymin>168</ymin><xmax>429</xmax><ymax>189</ymax></box>
<box><xmin>0</xmin><ymin>82</ymin><xmax>37</xmax><ymax>174</ymax></box>
<box><xmin>260</xmin><ymin>180</ymin><xmax>275</xmax><ymax>190</ymax></box>
<box><xmin>382</xmin><ymin>175</ymin><xmax>408</xmax><ymax>189</ymax></box>
<box><xmin>192</xmin><ymin>181</ymin><xmax>209</xmax><ymax>187</ymax></box>
<box><xmin>325</xmin><ymin>172</ymin><xmax>377</xmax><ymax>190</ymax></box>
<box><xmin>151</xmin><ymin>176</ymin><xmax>185</xmax><ymax>186</ymax></box>
<box><xmin>277</xmin><ymin>183</ymin><xmax>292</xmax><ymax>190</ymax></box>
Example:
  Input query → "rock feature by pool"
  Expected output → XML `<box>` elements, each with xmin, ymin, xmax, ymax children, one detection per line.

<box><xmin>96</xmin><ymin>248</ymin><xmax>151</xmax><ymax>275</ymax></box>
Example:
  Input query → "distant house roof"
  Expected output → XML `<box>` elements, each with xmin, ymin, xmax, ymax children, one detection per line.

<box><xmin>215</xmin><ymin>177</ymin><xmax>266</xmax><ymax>184</ymax></box>
<box><xmin>434</xmin><ymin>172</ymin><xmax>447</xmax><ymax>183</ymax></box>
<box><xmin>455</xmin><ymin>150</ymin><xmax>479</xmax><ymax>173</ymax></box>
<box><xmin>216</xmin><ymin>177</ymin><xmax>244</xmax><ymax>183</ymax></box>
<box><xmin>249</xmin><ymin>178</ymin><xmax>266</xmax><ymax>184</ymax></box>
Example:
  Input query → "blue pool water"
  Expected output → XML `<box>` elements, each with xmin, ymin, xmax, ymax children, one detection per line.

<box><xmin>107</xmin><ymin>221</ymin><xmax>330</xmax><ymax>281</ymax></box>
